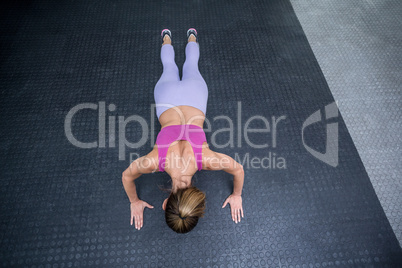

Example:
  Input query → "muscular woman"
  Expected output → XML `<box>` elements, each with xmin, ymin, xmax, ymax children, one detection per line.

<box><xmin>122</xmin><ymin>29</ymin><xmax>244</xmax><ymax>233</ymax></box>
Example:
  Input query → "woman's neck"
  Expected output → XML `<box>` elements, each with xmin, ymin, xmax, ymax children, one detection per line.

<box><xmin>171</xmin><ymin>174</ymin><xmax>192</xmax><ymax>191</ymax></box>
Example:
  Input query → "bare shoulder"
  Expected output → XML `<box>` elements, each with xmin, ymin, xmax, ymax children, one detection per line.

<box><xmin>202</xmin><ymin>144</ymin><xmax>227</xmax><ymax>160</ymax></box>
<box><xmin>129</xmin><ymin>146</ymin><xmax>159</xmax><ymax>174</ymax></box>
<box><xmin>201</xmin><ymin>141</ymin><xmax>212</xmax><ymax>155</ymax></box>
<box><xmin>147</xmin><ymin>145</ymin><xmax>159</xmax><ymax>159</ymax></box>
<box><xmin>201</xmin><ymin>146</ymin><xmax>243</xmax><ymax>174</ymax></box>
<box><xmin>145</xmin><ymin>146</ymin><xmax>159</xmax><ymax>172</ymax></box>
<box><xmin>201</xmin><ymin>145</ymin><xmax>222</xmax><ymax>170</ymax></box>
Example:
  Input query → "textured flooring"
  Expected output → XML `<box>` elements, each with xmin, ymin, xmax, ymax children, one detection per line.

<box><xmin>1</xmin><ymin>0</ymin><xmax>402</xmax><ymax>267</ymax></box>
<box><xmin>290</xmin><ymin>0</ymin><xmax>402</xmax><ymax>246</ymax></box>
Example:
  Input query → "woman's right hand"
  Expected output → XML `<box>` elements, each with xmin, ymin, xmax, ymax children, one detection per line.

<box><xmin>222</xmin><ymin>194</ymin><xmax>244</xmax><ymax>223</ymax></box>
<box><xmin>130</xmin><ymin>199</ymin><xmax>154</xmax><ymax>230</ymax></box>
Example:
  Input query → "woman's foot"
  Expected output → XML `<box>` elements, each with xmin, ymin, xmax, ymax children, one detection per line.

<box><xmin>161</xmin><ymin>29</ymin><xmax>172</xmax><ymax>46</ymax></box>
<box><xmin>187</xmin><ymin>28</ymin><xmax>198</xmax><ymax>43</ymax></box>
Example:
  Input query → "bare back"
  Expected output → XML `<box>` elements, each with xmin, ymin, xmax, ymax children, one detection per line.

<box><xmin>150</xmin><ymin>106</ymin><xmax>210</xmax><ymax>176</ymax></box>
<box><xmin>158</xmin><ymin>105</ymin><xmax>206</xmax><ymax>128</ymax></box>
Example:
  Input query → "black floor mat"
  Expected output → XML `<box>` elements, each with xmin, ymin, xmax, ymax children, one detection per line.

<box><xmin>1</xmin><ymin>0</ymin><xmax>401</xmax><ymax>267</ymax></box>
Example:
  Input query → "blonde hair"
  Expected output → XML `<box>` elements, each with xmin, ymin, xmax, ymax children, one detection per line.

<box><xmin>165</xmin><ymin>186</ymin><xmax>206</xmax><ymax>233</ymax></box>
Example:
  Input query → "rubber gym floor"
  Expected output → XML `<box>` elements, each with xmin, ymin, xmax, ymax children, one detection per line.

<box><xmin>1</xmin><ymin>0</ymin><xmax>401</xmax><ymax>267</ymax></box>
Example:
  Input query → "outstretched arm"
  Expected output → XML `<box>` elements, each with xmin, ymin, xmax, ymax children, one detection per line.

<box><xmin>202</xmin><ymin>149</ymin><xmax>245</xmax><ymax>223</ymax></box>
<box><xmin>122</xmin><ymin>150</ymin><xmax>158</xmax><ymax>230</ymax></box>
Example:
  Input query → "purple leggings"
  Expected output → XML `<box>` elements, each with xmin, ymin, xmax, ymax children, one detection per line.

<box><xmin>154</xmin><ymin>42</ymin><xmax>208</xmax><ymax>119</ymax></box>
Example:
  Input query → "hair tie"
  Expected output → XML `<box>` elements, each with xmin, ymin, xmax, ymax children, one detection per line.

<box><xmin>179</xmin><ymin>215</ymin><xmax>187</xmax><ymax>220</ymax></box>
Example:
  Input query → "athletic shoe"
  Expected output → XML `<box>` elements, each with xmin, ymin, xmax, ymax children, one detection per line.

<box><xmin>186</xmin><ymin>28</ymin><xmax>198</xmax><ymax>43</ymax></box>
<box><xmin>161</xmin><ymin>29</ymin><xmax>172</xmax><ymax>45</ymax></box>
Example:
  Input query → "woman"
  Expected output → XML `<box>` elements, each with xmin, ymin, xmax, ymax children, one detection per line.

<box><xmin>122</xmin><ymin>28</ymin><xmax>244</xmax><ymax>233</ymax></box>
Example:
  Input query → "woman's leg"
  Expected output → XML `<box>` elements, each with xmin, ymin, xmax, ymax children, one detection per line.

<box><xmin>180</xmin><ymin>39</ymin><xmax>208</xmax><ymax>116</ymax></box>
<box><xmin>154</xmin><ymin>36</ymin><xmax>180</xmax><ymax>118</ymax></box>
<box><xmin>156</xmin><ymin>43</ymin><xmax>180</xmax><ymax>84</ymax></box>
<box><xmin>182</xmin><ymin>41</ymin><xmax>206</xmax><ymax>84</ymax></box>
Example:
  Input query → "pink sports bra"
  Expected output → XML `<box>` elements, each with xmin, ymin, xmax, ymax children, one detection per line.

<box><xmin>155</xmin><ymin>124</ymin><xmax>207</xmax><ymax>172</ymax></box>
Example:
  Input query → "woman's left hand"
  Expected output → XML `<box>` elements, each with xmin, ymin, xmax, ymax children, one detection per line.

<box><xmin>130</xmin><ymin>199</ymin><xmax>154</xmax><ymax>230</ymax></box>
<box><xmin>222</xmin><ymin>194</ymin><xmax>244</xmax><ymax>223</ymax></box>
